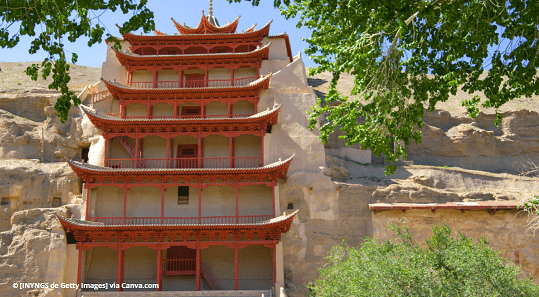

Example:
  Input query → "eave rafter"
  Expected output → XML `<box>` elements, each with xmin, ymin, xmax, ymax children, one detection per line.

<box><xmin>102</xmin><ymin>75</ymin><xmax>271</xmax><ymax>101</ymax></box>
<box><xmin>65</xmin><ymin>155</ymin><xmax>294</xmax><ymax>184</ymax></box>
<box><xmin>80</xmin><ymin>104</ymin><xmax>280</xmax><ymax>137</ymax></box>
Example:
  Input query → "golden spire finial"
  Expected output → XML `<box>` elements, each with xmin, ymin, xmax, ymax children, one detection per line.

<box><xmin>209</xmin><ymin>0</ymin><xmax>213</xmax><ymax>16</ymax></box>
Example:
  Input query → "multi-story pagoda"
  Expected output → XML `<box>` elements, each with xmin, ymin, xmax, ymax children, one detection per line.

<box><xmin>60</xmin><ymin>4</ymin><xmax>297</xmax><ymax>295</ymax></box>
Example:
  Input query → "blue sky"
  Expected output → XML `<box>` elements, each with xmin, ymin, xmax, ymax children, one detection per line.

<box><xmin>1</xmin><ymin>0</ymin><xmax>315</xmax><ymax>68</ymax></box>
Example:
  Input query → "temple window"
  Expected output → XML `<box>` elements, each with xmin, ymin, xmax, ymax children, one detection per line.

<box><xmin>178</xmin><ymin>187</ymin><xmax>190</xmax><ymax>205</ymax></box>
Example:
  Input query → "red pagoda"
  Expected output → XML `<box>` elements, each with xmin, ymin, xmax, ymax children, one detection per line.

<box><xmin>60</xmin><ymin>3</ymin><xmax>297</xmax><ymax>295</ymax></box>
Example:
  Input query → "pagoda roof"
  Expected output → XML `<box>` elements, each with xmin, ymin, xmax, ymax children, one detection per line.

<box><xmin>172</xmin><ymin>12</ymin><xmax>239</xmax><ymax>35</ymax></box>
<box><xmin>113</xmin><ymin>42</ymin><xmax>270</xmax><ymax>67</ymax></box>
<box><xmin>57</xmin><ymin>211</ymin><xmax>297</xmax><ymax>242</ymax></box>
<box><xmin>123</xmin><ymin>21</ymin><xmax>271</xmax><ymax>43</ymax></box>
<box><xmin>101</xmin><ymin>75</ymin><xmax>271</xmax><ymax>99</ymax></box>
<box><xmin>65</xmin><ymin>155</ymin><xmax>295</xmax><ymax>183</ymax></box>
<box><xmin>80</xmin><ymin>104</ymin><xmax>280</xmax><ymax>135</ymax></box>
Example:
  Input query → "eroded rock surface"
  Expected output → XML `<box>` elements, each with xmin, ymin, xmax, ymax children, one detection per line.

<box><xmin>406</xmin><ymin>110</ymin><xmax>539</xmax><ymax>173</ymax></box>
<box><xmin>0</xmin><ymin>208</ymin><xmax>69</xmax><ymax>297</ymax></box>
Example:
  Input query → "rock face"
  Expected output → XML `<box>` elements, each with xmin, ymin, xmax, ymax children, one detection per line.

<box><xmin>0</xmin><ymin>93</ymin><xmax>90</xmax><ymax>162</ymax></box>
<box><xmin>0</xmin><ymin>208</ymin><xmax>69</xmax><ymax>297</ymax></box>
<box><xmin>406</xmin><ymin>110</ymin><xmax>539</xmax><ymax>173</ymax></box>
<box><xmin>0</xmin><ymin>160</ymin><xmax>82</xmax><ymax>232</ymax></box>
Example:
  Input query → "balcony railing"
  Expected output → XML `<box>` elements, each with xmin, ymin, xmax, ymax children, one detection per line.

<box><xmin>92</xmin><ymin>90</ymin><xmax>112</xmax><ymax>104</ymax></box>
<box><xmin>105</xmin><ymin>157</ymin><xmax>262</xmax><ymax>169</ymax></box>
<box><xmin>103</xmin><ymin>114</ymin><xmax>253</xmax><ymax>119</ymax></box>
<box><xmin>128</xmin><ymin>76</ymin><xmax>259</xmax><ymax>89</ymax></box>
<box><xmin>87</xmin><ymin>215</ymin><xmax>273</xmax><ymax>225</ymax></box>
<box><xmin>163</xmin><ymin>259</ymin><xmax>195</xmax><ymax>275</ymax></box>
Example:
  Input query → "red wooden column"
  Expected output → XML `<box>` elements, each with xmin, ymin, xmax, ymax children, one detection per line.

<box><xmin>160</xmin><ymin>187</ymin><xmax>165</xmax><ymax>224</ymax></box>
<box><xmin>272</xmin><ymin>185</ymin><xmax>276</xmax><ymax>217</ymax></box>
<box><xmin>273</xmin><ymin>243</ymin><xmax>277</xmax><ymax>286</ymax></box>
<box><xmin>261</xmin><ymin>133</ymin><xmax>265</xmax><ymax>166</ymax></box>
<box><xmin>173</xmin><ymin>95</ymin><xmax>179</xmax><ymax>118</ymax></box>
<box><xmin>198</xmin><ymin>187</ymin><xmax>202</xmax><ymax>224</ymax></box>
<box><xmin>204</xmin><ymin>68</ymin><xmax>209</xmax><ymax>87</ymax></box>
<box><xmin>196</xmin><ymin>245</ymin><xmax>201</xmax><ymax>291</ymax></box>
<box><xmin>119</xmin><ymin>102</ymin><xmax>123</xmax><ymax>118</ymax></box>
<box><xmin>235</xmin><ymin>243</ymin><xmax>239</xmax><ymax>290</ymax></box>
<box><xmin>227</xmin><ymin>96</ymin><xmax>232</xmax><ymax>118</ymax></box>
<box><xmin>235</xmin><ymin>186</ymin><xmax>239</xmax><ymax>224</ymax></box>
<box><xmin>166</xmin><ymin>138</ymin><xmax>171</xmax><ymax>168</ymax></box>
<box><xmin>198</xmin><ymin>136</ymin><xmax>203</xmax><ymax>168</ymax></box>
<box><xmin>77</xmin><ymin>247</ymin><xmax>83</xmax><ymax>287</ymax></box>
<box><xmin>103</xmin><ymin>138</ymin><xmax>108</xmax><ymax>167</ymax></box>
<box><xmin>134</xmin><ymin>134</ymin><xmax>139</xmax><ymax>168</ymax></box>
<box><xmin>123</xmin><ymin>187</ymin><xmax>127</xmax><ymax>225</ymax></box>
<box><xmin>126</xmin><ymin>70</ymin><xmax>132</xmax><ymax>85</ymax></box>
<box><xmin>229</xmin><ymin>136</ymin><xmax>234</xmax><ymax>168</ymax></box>
<box><xmin>178</xmin><ymin>68</ymin><xmax>183</xmax><ymax>88</ymax></box>
<box><xmin>153</xmin><ymin>67</ymin><xmax>158</xmax><ymax>88</ymax></box>
<box><xmin>254</xmin><ymin>96</ymin><xmax>259</xmax><ymax>114</ymax></box>
<box><xmin>117</xmin><ymin>246</ymin><xmax>125</xmax><ymax>291</ymax></box>
<box><xmin>230</xmin><ymin>67</ymin><xmax>235</xmax><ymax>86</ymax></box>
<box><xmin>85</xmin><ymin>186</ymin><xmax>90</xmax><ymax>219</ymax></box>
<box><xmin>156</xmin><ymin>247</ymin><xmax>163</xmax><ymax>291</ymax></box>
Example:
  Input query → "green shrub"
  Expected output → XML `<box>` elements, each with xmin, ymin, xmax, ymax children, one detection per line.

<box><xmin>309</xmin><ymin>225</ymin><xmax>539</xmax><ymax>296</ymax></box>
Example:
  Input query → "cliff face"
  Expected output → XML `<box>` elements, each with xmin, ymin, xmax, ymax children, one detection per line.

<box><xmin>406</xmin><ymin>109</ymin><xmax>539</xmax><ymax>173</ymax></box>
<box><xmin>1</xmin><ymin>61</ymin><xmax>539</xmax><ymax>297</ymax></box>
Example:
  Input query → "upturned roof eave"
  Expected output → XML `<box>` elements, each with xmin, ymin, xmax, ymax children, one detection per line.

<box><xmin>57</xmin><ymin>210</ymin><xmax>298</xmax><ymax>231</ymax></box>
<box><xmin>122</xmin><ymin>21</ymin><xmax>271</xmax><ymax>43</ymax></box>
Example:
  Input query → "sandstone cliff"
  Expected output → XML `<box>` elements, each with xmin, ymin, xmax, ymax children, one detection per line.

<box><xmin>1</xmin><ymin>61</ymin><xmax>539</xmax><ymax>297</ymax></box>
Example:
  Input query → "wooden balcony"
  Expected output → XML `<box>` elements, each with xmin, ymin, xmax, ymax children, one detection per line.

<box><xmin>105</xmin><ymin>157</ymin><xmax>262</xmax><ymax>169</ymax></box>
<box><xmin>129</xmin><ymin>76</ymin><xmax>259</xmax><ymax>89</ymax></box>
<box><xmin>87</xmin><ymin>215</ymin><xmax>273</xmax><ymax>225</ymax></box>
<box><xmin>103</xmin><ymin>113</ymin><xmax>253</xmax><ymax>119</ymax></box>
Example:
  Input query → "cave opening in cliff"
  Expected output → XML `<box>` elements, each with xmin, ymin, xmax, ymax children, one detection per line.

<box><xmin>0</xmin><ymin>198</ymin><xmax>9</xmax><ymax>206</ymax></box>
<box><xmin>81</xmin><ymin>146</ymin><xmax>90</xmax><ymax>162</ymax></box>
<box><xmin>51</xmin><ymin>197</ymin><xmax>62</xmax><ymax>208</ymax></box>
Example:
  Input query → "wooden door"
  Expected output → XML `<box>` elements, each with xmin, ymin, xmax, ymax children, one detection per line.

<box><xmin>180</xmin><ymin>106</ymin><xmax>202</xmax><ymax>118</ymax></box>
<box><xmin>165</xmin><ymin>246</ymin><xmax>196</xmax><ymax>274</ymax></box>
<box><xmin>184</xmin><ymin>73</ymin><xmax>205</xmax><ymax>88</ymax></box>
<box><xmin>177</xmin><ymin>144</ymin><xmax>198</xmax><ymax>168</ymax></box>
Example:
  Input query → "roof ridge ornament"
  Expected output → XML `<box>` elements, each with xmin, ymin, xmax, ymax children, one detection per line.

<box><xmin>209</xmin><ymin>0</ymin><xmax>213</xmax><ymax>16</ymax></box>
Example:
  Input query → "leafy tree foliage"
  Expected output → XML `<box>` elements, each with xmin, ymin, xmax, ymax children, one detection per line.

<box><xmin>0</xmin><ymin>0</ymin><xmax>155</xmax><ymax>122</ymax></box>
<box><xmin>229</xmin><ymin>0</ymin><xmax>539</xmax><ymax>174</ymax></box>
<box><xmin>309</xmin><ymin>225</ymin><xmax>539</xmax><ymax>296</ymax></box>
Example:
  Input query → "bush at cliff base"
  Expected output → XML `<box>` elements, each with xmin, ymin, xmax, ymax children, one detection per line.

<box><xmin>308</xmin><ymin>225</ymin><xmax>539</xmax><ymax>297</ymax></box>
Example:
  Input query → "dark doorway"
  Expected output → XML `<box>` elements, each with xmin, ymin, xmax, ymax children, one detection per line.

<box><xmin>177</xmin><ymin>144</ymin><xmax>198</xmax><ymax>168</ymax></box>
